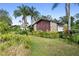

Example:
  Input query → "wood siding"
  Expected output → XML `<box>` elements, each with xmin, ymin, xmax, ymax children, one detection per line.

<box><xmin>36</xmin><ymin>20</ymin><xmax>50</xmax><ymax>31</ymax></box>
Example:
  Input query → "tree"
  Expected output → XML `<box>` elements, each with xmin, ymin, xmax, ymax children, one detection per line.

<box><xmin>40</xmin><ymin>15</ymin><xmax>53</xmax><ymax>21</ymax></box>
<box><xmin>59</xmin><ymin>16</ymin><xmax>74</xmax><ymax>25</ymax></box>
<box><xmin>29</xmin><ymin>6</ymin><xmax>40</xmax><ymax>25</ymax></box>
<box><xmin>0</xmin><ymin>21</ymin><xmax>10</xmax><ymax>34</ymax></box>
<box><xmin>59</xmin><ymin>16</ymin><xmax>68</xmax><ymax>24</ymax></box>
<box><xmin>46</xmin><ymin>15</ymin><xmax>53</xmax><ymax>20</ymax></box>
<box><xmin>0</xmin><ymin>9</ymin><xmax>12</xmax><ymax>25</ymax></box>
<box><xmin>74</xmin><ymin>20</ymin><xmax>79</xmax><ymax>29</ymax></box>
<box><xmin>74</xmin><ymin>13</ymin><xmax>79</xmax><ymax>29</ymax></box>
<box><xmin>52</xmin><ymin>3</ymin><xmax>79</xmax><ymax>34</ymax></box>
<box><xmin>53</xmin><ymin>18</ymin><xmax>58</xmax><ymax>23</ymax></box>
<box><xmin>14</xmin><ymin>4</ymin><xmax>30</xmax><ymax>27</ymax></box>
<box><xmin>75</xmin><ymin>13</ymin><xmax>79</xmax><ymax>20</ymax></box>
<box><xmin>71</xmin><ymin>16</ymin><xmax>75</xmax><ymax>27</ymax></box>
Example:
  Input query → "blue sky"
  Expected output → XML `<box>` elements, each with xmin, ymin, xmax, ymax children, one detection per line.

<box><xmin>0</xmin><ymin>3</ymin><xmax>79</xmax><ymax>25</ymax></box>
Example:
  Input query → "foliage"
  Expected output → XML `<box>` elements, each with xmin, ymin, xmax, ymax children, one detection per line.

<box><xmin>73</xmin><ymin>20</ymin><xmax>79</xmax><ymax>29</ymax></box>
<box><xmin>0</xmin><ymin>35</ymin><xmax>79</xmax><ymax>55</ymax></box>
<box><xmin>9</xmin><ymin>25</ymin><xmax>21</xmax><ymax>34</ymax></box>
<box><xmin>18</xmin><ymin>29</ymin><xmax>28</xmax><ymax>35</ymax></box>
<box><xmin>59</xmin><ymin>16</ymin><xmax>74</xmax><ymax>25</ymax></box>
<box><xmin>32</xmin><ymin>31</ymin><xmax>59</xmax><ymax>39</ymax></box>
<box><xmin>29</xmin><ymin>6</ymin><xmax>40</xmax><ymax>24</ymax></box>
<box><xmin>9</xmin><ymin>25</ymin><xmax>33</xmax><ymax>35</ymax></box>
<box><xmin>0</xmin><ymin>33</ymin><xmax>31</xmax><ymax>51</ymax></box>
<box><xmin>71</xmin><ymin>34</ymin><xmax>79</xmax><ymax>44</ymax></box>
<box><xmin>0</xmin><ymin>21</ymin><xmax>10</xmax><ymax>34</ymax></box>
<box><xmin>52</xmin><ymin>18</ymin><xmax>58</xmax><ymax>23</ymax></box>
<box><xmin>52</xmin><ymin>3</ymin><xmax>79</xmax><ymax>33</ymax></box>
<box><xmin>75</xmin><ymin>13</ymin><xmax>79</xmax><ymax>19</ymax></box>
<box><xmin>14</xmin><ymin>4</ymin><xmax>30</xmax><ymax>18</ymax></box>
<box><xmin>0</xmin><ymin>9</ymin><xmax>12</xmax><ymax>25</ymax></box>
<box><xmin>14</xmin><ymin>4</ymin><xmax>40</xmax><ymax>28</ymax></box>
<box><xmin>59</xmin><ymin>30</ymin><xmax>79</xmax><ymax>44</ymax></box>
<box><xmin>14</xmin><ymin>4</ymin><xmax>30</xmax><ymax>27</ymax></box>
<box><xmin>27</xmin><ymin>25</ymin><xmax>34</xmax><ymax>32</ymax></box>
<box><xmin>59</xmin><ymin>32</ymin><xmax>68</xmax><ymax>39</ymax></box>
<box><xmin>40</xmin><ymin>15</ymin><xmax>52</xmax><ymax>21</ymax></box>
<box><xmin>0</xmin><ymin>9</ymin><xmax>12</xmax><ymax>34</ymax></box>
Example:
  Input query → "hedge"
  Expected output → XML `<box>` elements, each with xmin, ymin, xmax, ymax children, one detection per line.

<box><xmin>31</xmin><ymin>31</ymin><xmax>59</xmax><ymax>39</ymax></box>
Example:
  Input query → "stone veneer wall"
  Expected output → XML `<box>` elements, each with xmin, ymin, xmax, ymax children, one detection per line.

<box><xmin>50</xmin><ymin>22</ymin><xmax>58</xmax><ymax>32</ymax></box>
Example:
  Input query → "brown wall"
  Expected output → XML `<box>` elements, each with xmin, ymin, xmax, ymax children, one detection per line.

<box><xmin>36</xmin><ymin>20</ymin><xmax>50</xmax><ymax>31</ymax></box>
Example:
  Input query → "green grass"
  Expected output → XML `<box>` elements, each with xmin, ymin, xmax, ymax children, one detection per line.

<box><xmin>30</xmin><ymin>36</ymin><xmax>79</xmax><ymax>56</ymax></box>
<box><xmin>0</xmin><ymin>35</ymin><xmax>79</xmax><ymax>56</ymax></box>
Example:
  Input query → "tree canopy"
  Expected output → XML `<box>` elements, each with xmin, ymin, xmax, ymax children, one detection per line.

<box><xmin>0</xmin><ymin>9</ymin><xmax>12</xmax><ymax>25</ymax></box>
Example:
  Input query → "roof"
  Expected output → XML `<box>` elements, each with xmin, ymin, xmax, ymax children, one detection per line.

<box><xmin>31</xmin><ymin>19</ymin><xmax>55</xmax><ymax>26</ymax></box>
<box><xmin>29</xmin><ymin>18</ymin><xmax>64</xmax><ymax>27</ymax></box>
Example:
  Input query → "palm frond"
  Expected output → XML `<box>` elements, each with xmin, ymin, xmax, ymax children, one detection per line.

<box><xmin>52</xmin><ymin>3</ymin><xmax>59</xmax><ymax>10</ymax></box>
<box><xmin>29</xmin><ymin>6</ymin><xmax>40</xmax><ymax>18</ymax></box>
<box><xmin>75</xmin><ymin>13</ymin><xmax>79</xmax><ymax>19</ymax></box>
<box><xmin>13</xmin><ymin>10</ymin><xmax>21</xmax><ymax>18</ymax></box>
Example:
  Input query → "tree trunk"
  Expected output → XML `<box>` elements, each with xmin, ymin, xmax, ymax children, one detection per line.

<box><xmin>22</xmin><ymin>16</ymin><xmax>27</xmax><ymax>28</ymax></box>
<box><xmin>31</xmin><ymin>16</ymin><xmax>35</xmax><ymax>25</ymax></box>
<box><xmin>66</xmin><ymin>3</ymin><xmax>71</xmax><ymax>34</ymax></box>
<box><xmin>31</xmin><ymin>16</ymin><xmax>33</xmax><ymax>25</ymax></box>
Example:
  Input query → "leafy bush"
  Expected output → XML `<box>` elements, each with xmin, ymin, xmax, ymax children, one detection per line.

<box><xmin>0</xmin><ymin>33</ymin><xmax>31</xmax><ymax>51</ymax></box>
<box><xmin>32</xmin><ymin>31</ymin><xmax>59</xmax><ymax>39</ymax></box>
<box><xmin>18</xmin><ymin>29</ymin><xmax>28</xmax><ymax>35</ymax></box>
<box><xmin>0</xmin><ymin>33</ymin><xmax>30</xmax><ymax>43</ymax></box>
<box><xmin>58</xmin><ymin>32</ymin><xmax>64</xmax><ymax>38</ymax></box>
<box><xmin>59</xmin><ymin>31</ymin><xmax>79</xmax><ymax>44</ymax></box>
<box><xmin>59</xmin><ymin>31</ymin><xmax>73</xmax><ymax>39</ymax></box>
<box><xmin>72</xmin><ymin>34</ymin><xmax>79</xmax><ymax>44</ymax></box>
<box><xmin>71</xmin><ymin>29</ymin><xmax>79</xmax><ymax>34</ymax></box>
<box><xmin>0</xmin><ymin>21</ymin><xmax>10</xmax><ymax>34</ymax></box>
<box><xmin>9</xmin><ymin>25</ymin><xmax>21</xmax><ymax>33</ymax></box>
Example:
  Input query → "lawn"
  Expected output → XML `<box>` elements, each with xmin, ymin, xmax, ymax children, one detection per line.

<box><xmin>30</xmin><ymin>36</ymin><xmax>79</xmax><ymax>56</ymax></box>
<box><xmin>0</xmin><ymin>35</ymin><xmax>79</xmax><ymax>56</ymax></box>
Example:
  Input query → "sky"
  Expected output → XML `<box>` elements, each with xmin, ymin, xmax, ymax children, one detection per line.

<box><xmin>0</xmin><ymin>3</ymin><xmax>79</xmax><ymax>25</ymax></box>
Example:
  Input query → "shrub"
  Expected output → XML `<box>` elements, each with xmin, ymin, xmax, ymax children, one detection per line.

<box><xmin>18</xmin><ymin>29</ymin><xmax>27</xmax><ymax>35</ymax></box>
<box><xmin>9</xmin><ymin>25</ymin><xmax>21</xmax><ymax>34</ymax></box>
<box><xmin>72</xmin><ymin>34</ymin><xmax>79</xmax><ymax>44</ymax></box>
<box><xmin>0</xmin><ymin>33</ymin><xmax>31</xmax><ymax>51</ymax></box>
<box><xmin>59</xmin><ymin>31</ymin><xmax>73</xmax><ymax>40</ymax></box>
<box><xmin>32</xmin><ymin>31</ymin><xmax>59</xmax><ymax>39</ymax></box>
<box><xmin>59</xmin><ymin>31</ymin><xmax>79</xmax><ymax>44</ymax></box>
<box><xmin>0</xmin><ymin>21</ymin><xmax>10</xmax><ymax>34</ymax></box>
<box><xmin>0</xmin><ymin>33</ymin><xmax>30</xmax><ymax>42</ymax></box>
<box><xmin>59</xmin><ymin>32</ymin><xmax>64</xmax><ymax>38</ymax></box>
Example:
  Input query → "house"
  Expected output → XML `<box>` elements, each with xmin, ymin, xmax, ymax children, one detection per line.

<box><xmin>31</xmin><ymin>19</ymin><xmax>64</xmax><ymax>32</ymax></box>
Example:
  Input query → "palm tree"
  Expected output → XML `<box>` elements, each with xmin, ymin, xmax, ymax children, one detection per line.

<box><xmin>52</xmin><ymin>3</ymin><xmax>79</xmax><ymax>34</ymax></box>
<box><xmin>14</xmin><ymin>4</ymin><xmax>30</xmax><ymax>27</ymax></box>
<box><xmin>59</xmin><ymin>16</ymin><xmax>69</xmax><ymax>24</ymax></box>
<box><xmin>59</xmin><ymin>16</ymin><xmax>74</xmax><ymax>27</ymax></box>
<box><xmin>29</xmin><ymin>6</ymin><xmax>40</xmax><ymax>25</ymax></box>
